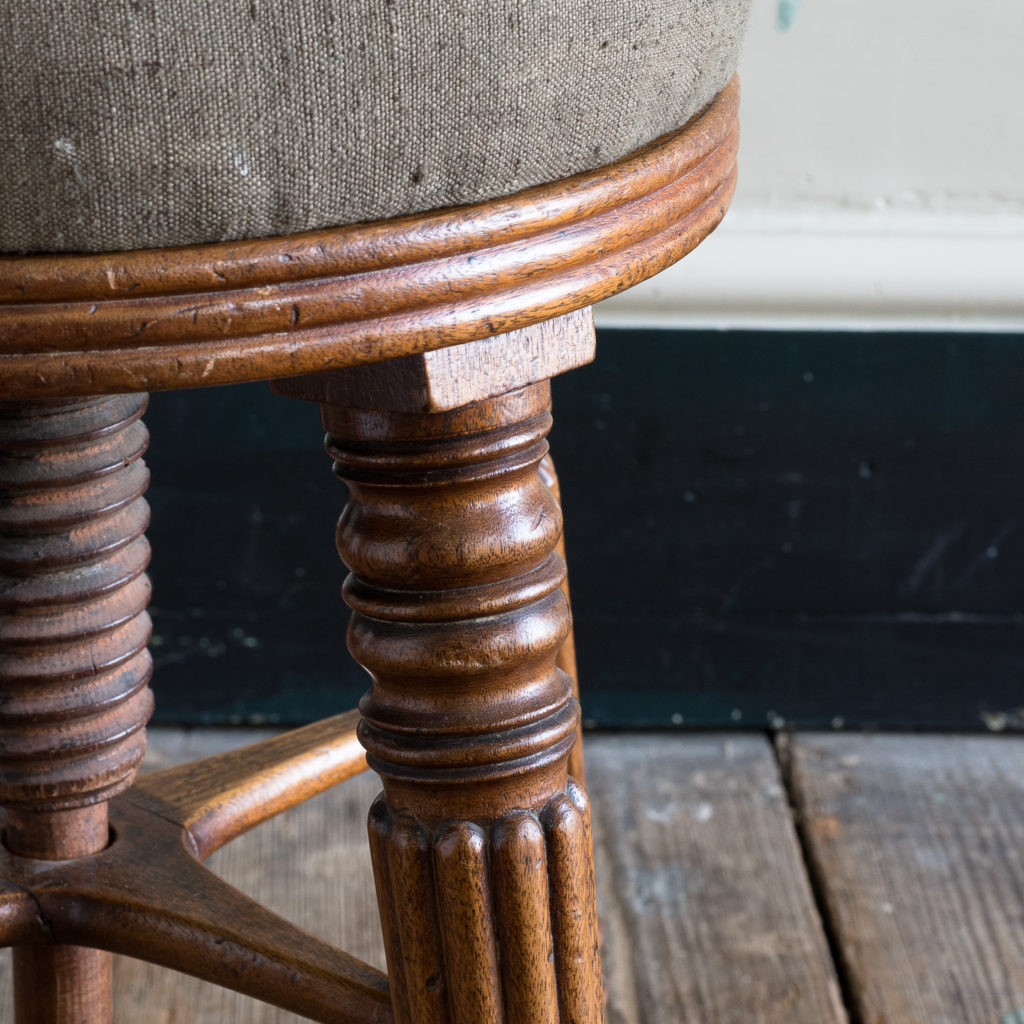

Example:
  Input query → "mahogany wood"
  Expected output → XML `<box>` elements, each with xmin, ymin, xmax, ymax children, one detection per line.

<box><xmin>539</xmin><ymin>453</ymin><xmax>585</xmax><ymax>785</ymax></box>
<box><xmin>0</xmin><ymin>396</ymin><xmax>153</xmax><ymax>813</ymax></box>
<box><xmin>0</xmin><ymin>378</ymin><xmax>608</xmax><ymax>1024</ymax></box>
<box><xmin>0</xmin><ymin>78</ymin><xmax>738</xmax><ymax>398</ymax></box>
<box><xmin>272</xmin><ymin>308</ymin><xmax>595</xmax><ymax>414</ymax></box>
<box><xmin>129</xmin><ymin>709</ymin><xmax>367</xmax><ymax>859</ymax></box>
<box><xmin>323</xmin><ymin>382</ymin><xmax>604</xmax><ymax>1023</ymax></box>
<box><xmin>11</xmin><ymin>946</ymin><xmax>111</xmax><ymax>1024</ymax></box>
<box><xmin>0</xmin><ymin>882</ymin><xmax>36</xmax><ymax>948</ymax></box>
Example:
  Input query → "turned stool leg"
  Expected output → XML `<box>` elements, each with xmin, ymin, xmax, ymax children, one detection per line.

<box><xmin>539</xmin><ymin>453</ymin><xmax>585</xmax><ymax>784</ymax></box>
<box><xmin>0</xmin><ymin>396</ymin><xmax>154</xmax><ymax>1024</ymax></box>
<box><xmin>323</xmin><ymin>382</ymin><xmax>604</xmax><ymax>1024</ymax></box>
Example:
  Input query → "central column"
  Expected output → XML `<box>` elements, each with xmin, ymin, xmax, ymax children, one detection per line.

<box><xmin>0</xmin><ymin>395</ymin><xmax>154</xmax><ymax>1024</ymax></box>
<box><xmin>324</xmin><ymin>382</ymin><xmax>604</xmax><ymax>1024</ymax></box>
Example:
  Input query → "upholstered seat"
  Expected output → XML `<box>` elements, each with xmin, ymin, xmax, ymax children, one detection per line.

<box><xmin>4</xmin><ymin>0</ymin><xmax>751</xmax><ymax>253</ymax></box>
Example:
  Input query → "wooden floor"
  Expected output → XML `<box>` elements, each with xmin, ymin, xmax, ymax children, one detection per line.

<box><xmin>3</xmin><ymin>731</ymin><xmax>1024</xmax><ymax>1023</ymax></box>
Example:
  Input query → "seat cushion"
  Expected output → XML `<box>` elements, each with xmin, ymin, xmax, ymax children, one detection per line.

<box><xmin>3</xmin><ymin>0</ymin><xmax>751</xmax><ymax>254</ymax></box>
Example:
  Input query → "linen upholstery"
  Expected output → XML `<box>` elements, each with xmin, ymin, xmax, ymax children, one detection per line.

<box><xmin>3</xmin><ymin>0</ymin><xmax>752</xmax><ymax>254</ymax></box>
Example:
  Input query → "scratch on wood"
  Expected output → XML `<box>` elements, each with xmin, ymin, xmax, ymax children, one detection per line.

<box><xmin>901</xmin><ymin>524</ymin><xmax>965</xmax><ymax>595</ymax></box>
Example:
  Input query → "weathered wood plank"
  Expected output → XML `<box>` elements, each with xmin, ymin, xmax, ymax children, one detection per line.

<box><xmin>789</xmin><ymin>734</ymin><xmax>1024</xmax><ymax>1024</ymax></box>
<box><xmin>588</xmin><ymin>734</ymin><xmax>847</xmax><ymax>1024</ymax></box>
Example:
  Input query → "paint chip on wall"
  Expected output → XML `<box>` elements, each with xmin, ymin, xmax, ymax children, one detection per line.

<box><xmin>777</xmin><ymin>0</ymin><xmax>802</xmax><ymax>30</ymax></box>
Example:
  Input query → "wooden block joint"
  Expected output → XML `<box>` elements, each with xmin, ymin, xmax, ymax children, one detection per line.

<box><xmin>272</xmin><ymin>308</ymin><xmax>595</xmax><ymax>412</ymax></box>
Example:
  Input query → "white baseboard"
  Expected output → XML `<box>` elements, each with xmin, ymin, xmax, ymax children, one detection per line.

<box><xmin>594</xmin><ymin>208</ymin><xmax>1024</xmax><ymax>333</ymax></box>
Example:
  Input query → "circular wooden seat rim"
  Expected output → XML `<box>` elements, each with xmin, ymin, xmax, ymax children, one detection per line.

<box><xmin>0</xmin><ymin>78</ymin><xmax>739</xmax><ymax>398</ymax></box>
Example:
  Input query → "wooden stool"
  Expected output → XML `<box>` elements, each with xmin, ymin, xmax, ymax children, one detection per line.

<box><xmin>0</xmin><ymin>6</ymin><xmax>746</xmax><ymax>1019</ymax></box>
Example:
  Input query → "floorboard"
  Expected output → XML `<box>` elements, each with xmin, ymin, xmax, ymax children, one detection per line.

<box><xmin>590</xmin><ymin>734</ymin><xmax>846</xmax><ymax>1024</ymax></box>
<box><xmin>789</xmin><ymin>733</ymin><xmax>1024</xmax><ymax>1024</ymax></box>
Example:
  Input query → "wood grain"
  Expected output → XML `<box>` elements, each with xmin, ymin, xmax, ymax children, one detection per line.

<box><xmin>491</xmin><ymin>812</ymin><xmax>560</xmax><ymax>1024</ymax></box>
<box><xmin>0</xmin><ymin>882</ymin><xmax>36</xmax><ymax>949</ymax></box>
<box><xmin>0</xmin><ymin>396</ymin><xmax>155</xmax><ymax>1022</ymax></box>
<box><xmin>542</xmin><ymin>783</ymin><xmax>604</xmax><ymax>1024</ymax></box>
<box><xmin>12</xmin><ymin>945</ymin><xmax>112</xmax><ymax>1024</ymax></box>
<box><xmin>8</xmin><ymin>807</ymin><xmax>113</xmax><ymax>1024</ymax></box>
<box><xmin>0</xmin><ymin>80</ymin><xmax>738</xmax><ymax>397</ymax></box>
<box><xmin>0</xmin><ymin>685</ymin><xmax>381</xmax><ymax>1023</ymax></box>
<box><xmin>789</xmin><ymin>733</ymin><xmax>1024</xmax><ymax>1024</ymax></box>
<box><xmin>326</xmin><ymin>383</ymin><xmax>576</xmax><ymax>822</ymax></box>
<box><xmin>417</xmin><ymin>309</ymin><xmax>595</xmax><ymax>412</ymax></box>
<box><xmin>16</xmin><ymin>730</ymin><xmax>1018</xmax><ymax>1022</ymax></box>
<box><xmin>129</xmin><ymin>710</ymin><xmax>366</xmax><ymax>858</ymax></box>
<box><xmin>2</xmin><ymin>729</ymin><xmax>389</xmax><ymax>1024</ymax></box>
<box><xmin>588</xmin><ymin>734</ymin><xmax>847</xmax><ymax>1024</ymax></box>
<box><xmin>538</xmin><ymin>452</ymin><xmax>585</xmax><ymax>784</ymax></box>
<box><xmin>273</xmin><ymin>309</ymin><xmax>595</xmax><ymax>413</ymax></box>
<box><xmin>0</xmin><ymin>397</ymin><xmax>153</xmax><ymax>814</ymax></box>
<box><xmin>1</xmin><ymin>77</ymin><xmax>740</xmax><ymax>1019</ymax></box>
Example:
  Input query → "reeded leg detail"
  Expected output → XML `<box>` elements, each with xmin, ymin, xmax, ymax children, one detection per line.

<box><xmin>323</xmin><ymin>382</ymin><xmax>606</xmax><ymax>1024</ymax></box>
<box><xmin>368</xmin><ymin>780</ymin><xmax>602</xmax><ymax>1024</ymax></box>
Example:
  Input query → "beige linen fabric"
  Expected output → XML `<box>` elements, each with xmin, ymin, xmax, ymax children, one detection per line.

<box><xmin>2</xmin><ymin>0</ymin><xmax>751</xmax><ymax>254</ymax></box>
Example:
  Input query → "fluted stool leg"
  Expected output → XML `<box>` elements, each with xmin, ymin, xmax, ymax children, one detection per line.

<box><xmin>0</xmin><ymin>396</ymin><xmax>154</xmax><ymax>1024</ymax></box>
<box><xmin>322</xmin><ymin>382</ymin><xmax>604</xmax><ymax>1024</ymax></box>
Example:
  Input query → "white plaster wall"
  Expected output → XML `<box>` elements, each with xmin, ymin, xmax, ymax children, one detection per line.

<box><xmin>739</xmin><ymin>0</ymin><xmax>1024</xmax><ymax>213</ymax></box>
<box><xmin>598</xmin><ymin>0</ymin><xmax>1024</xmax><ymax>330</ymax></box>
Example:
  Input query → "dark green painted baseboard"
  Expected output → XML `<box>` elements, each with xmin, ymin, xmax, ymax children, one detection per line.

<box><xmin>143</xmin><ymin>329</ymin><xmax>1024</xmax><ymax>731</ymax></box>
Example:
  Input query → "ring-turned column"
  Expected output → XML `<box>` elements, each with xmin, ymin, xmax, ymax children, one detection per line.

<box><xmin>0</xmin><ymin>395</ymin><xmax>154</xmax><ymax>1024</ymax></box>
<box><xmin>324</xmin><ymin>382</ymin><xmax>604</xmax><ymax>1024</ymax></box>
